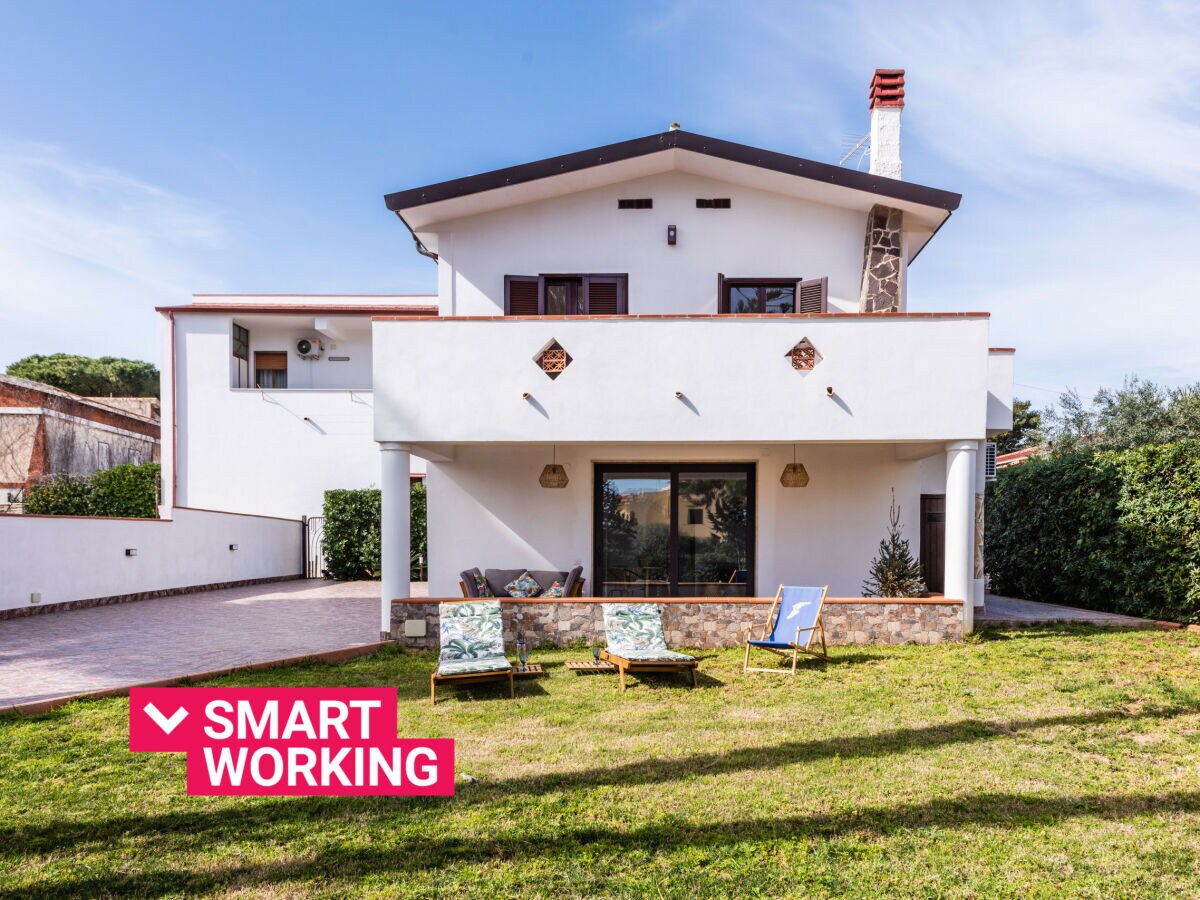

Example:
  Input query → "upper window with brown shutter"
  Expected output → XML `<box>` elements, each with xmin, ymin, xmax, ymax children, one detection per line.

<box><xmin>504</xmin><ymin>274</ymin><xmax>628</xmax><ymax>315</ymax></box>
<box><xmin>718</xmin><ymin>276</ymin><xmax>827</xmax><ymax>314</ymax></box>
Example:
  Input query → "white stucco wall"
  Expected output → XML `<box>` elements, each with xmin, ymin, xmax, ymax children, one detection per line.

<box><xmin>166</xmin><ymin>312</ymin><xmax>424</xmax><ymax>520</ymax></box>
<box><xmin>0</xmin><ymin>507</ymin><xmax>301</xmax><ymax>612</ymax></box>
<box><xmin>374</xmin><ymin>315</ymin><xmax>993</xmax><ymax>445</ymax></box>
<box><xmin>425</xmin><ymin>442</ymin><xmax>935</xmax><ymax>598</ymax></box>
<box><xmin>433</xmin><ymin>171</ymin><xmax>868</xmax><ymax>316</ymax></box>
<box><xmin>987</xmin><ymin>350</ymin><xmax>1016</xmax><ymax>435</ymax></box>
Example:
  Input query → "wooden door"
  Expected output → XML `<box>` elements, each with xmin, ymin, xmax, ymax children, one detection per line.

<box><xmin>920</xmin><ymin>494</ymin><xmax>945</xmax><ymax>594</ymax></box>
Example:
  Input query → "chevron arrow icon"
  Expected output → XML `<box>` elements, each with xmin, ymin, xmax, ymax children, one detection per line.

<box><xmin>143</xmin><ymin>701</ymin><xmax>188</xmax><ymax>735</ymax></box>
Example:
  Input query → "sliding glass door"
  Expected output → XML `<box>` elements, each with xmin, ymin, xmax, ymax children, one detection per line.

<box><xmin>594</xmin><ymin>464</ymin><xmax>755</xmax><ymax>597</ymax></box>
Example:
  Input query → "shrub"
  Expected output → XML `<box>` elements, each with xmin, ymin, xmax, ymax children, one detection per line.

<box><xmin>986</xmin><ymin>440</ymin><xmax>1200</xmax><ymax>623</ymax></box>
<box><xmin>90</xmin><ymin>464</ymin><xmax>161</xmax><ymax>518</ymax></box>
<box><xmin>322</xmin><ymin>482</ymin><xmax>428</xmax><ymax>581</ymax></box>
<box><xmin>22</xmin><ymin>474</ymin><xmax>94</xmax><ymax>516</ymax></box>
<box><xmin>23</xmin><ymin>463</ymin><xmax>160</xmax><ymax>518</ymax></box>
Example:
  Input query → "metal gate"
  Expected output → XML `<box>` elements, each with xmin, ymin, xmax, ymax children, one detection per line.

<box><xmin>302</xmin><ymin>515</ymin><xmax>326</xmax><ymax>578</ymax></box>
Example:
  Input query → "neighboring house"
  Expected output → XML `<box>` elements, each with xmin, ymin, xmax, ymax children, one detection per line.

<box><xmin>155</xmin><ymin>295</ymin><xmax>436</xmax><ymax>521</ymax></box>
<box><xmin>996</xmin><ymin>446</ymin><xmax>1042</xmax><ymax>469</ymax></box>
<box><xmin>0</xmin><ymin>374</ymin><xmax>160</xmax><ymax>510</ymax></box>
<box><xmin>370</xmin><ymin>69</ymin><xmax>1015</xmax><ymax>634</ymax></box>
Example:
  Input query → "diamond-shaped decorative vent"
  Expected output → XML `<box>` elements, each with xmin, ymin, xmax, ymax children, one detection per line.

<box><xmin>785</xmin><ymin>338</ymin><xmax>821</xmax><ymax>371</ymax></box>
<box><xmin>534</xmin><ymin>340</ymin><xmax>572</xmax><ymax>380</ymax></box>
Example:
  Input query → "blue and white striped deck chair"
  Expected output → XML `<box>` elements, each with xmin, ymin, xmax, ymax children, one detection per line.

<box><xmin>743</xmin><ymin>585</ymin><xmax>829</xmax><ymax>673</ymax></box>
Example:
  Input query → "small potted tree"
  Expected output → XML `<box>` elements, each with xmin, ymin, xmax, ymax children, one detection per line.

<box><xmin>862</xmin><ymin>490</ymin><xmax>927</xmax><ymax>598</ymax></box>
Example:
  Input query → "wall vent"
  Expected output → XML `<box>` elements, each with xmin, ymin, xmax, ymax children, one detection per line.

<box><xmin>617</xmin><ymin>198</ymin><xmax>653</xmax><ymax>209</ymax></box>
<box><xmin>696</xmin><ymin>198</ymin><xmax>731</xmax><ymax>208</ymax></box>
<box><xmin>985</xmin><ymin>442</ymin><xmax>998</xmax><ymax>481</ymax></box>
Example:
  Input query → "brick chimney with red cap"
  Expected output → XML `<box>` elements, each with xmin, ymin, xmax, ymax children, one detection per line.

<box><xmin>868</xmin><ymin>68</ymin><xmax>904</xmax><ymax>180</ymax></box>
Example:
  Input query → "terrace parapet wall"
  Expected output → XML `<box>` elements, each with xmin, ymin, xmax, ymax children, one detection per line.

<box><xmin>391</xmin><ymin>597</ymin><xmax>964</xmax><ymax>650</ymax></box>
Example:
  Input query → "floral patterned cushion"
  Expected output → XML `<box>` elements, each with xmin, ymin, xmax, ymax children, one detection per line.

<box><xmin>544</xmin><ymin>581</ymin><xmax>565</xmax><ymax>598</ymax></box>
<box><xmin>615</xmin><ymin>647</ymin><xmax>695</xmax><ymax>662</ymax></box>
<box><xmin>437</xmin><ymin>656</ymin><xmax>511</xmax><ymax>676</ymax></box>
<box><xmin>504</xmin><ymin>571</ymin><xmax>543</xmax><ymax>598</ymax></box>
<box><xmin>438</xmin><ymin>600</ymin><xmax>505</xmax><ymax>665</ymax></box>
<box><xmin>472</xmin><ymin>571</ymin><xmax>493</xmax><ymax>597</ymax></box>
<box><xmin>602</xmin><ymin>603</ymin><xmax>670</xmax><ymax>653</ymax></box>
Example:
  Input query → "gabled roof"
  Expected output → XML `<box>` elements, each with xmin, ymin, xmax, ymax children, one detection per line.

<box><xmin>384</xmin><ymin>129</ymin><xmax>960</xmax><ymax>216</ymax></box>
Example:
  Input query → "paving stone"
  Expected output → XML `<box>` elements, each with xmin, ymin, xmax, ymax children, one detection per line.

<box><xmin>0</xmin><ymin>579</ymin><xmax>413</xmax><ymax>707</ymax></box>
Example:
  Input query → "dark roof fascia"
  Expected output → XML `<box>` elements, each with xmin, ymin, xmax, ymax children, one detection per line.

<box><xmin>383</xmin><ymin>130</ymin><xmax>961</xmax><ymax>215</ymax></box>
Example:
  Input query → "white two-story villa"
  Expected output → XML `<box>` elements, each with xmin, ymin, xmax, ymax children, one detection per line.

<box><xmin>372</xmin><ymin>69</ymin><xmax>1014</xmax><ymax>637</ymax></box>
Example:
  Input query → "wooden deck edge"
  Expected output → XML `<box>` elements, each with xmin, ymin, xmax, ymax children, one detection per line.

<box><xmin>0</xmin><ymin>641</ymin><xmax>391</xmax><ymax>718</ymax></box>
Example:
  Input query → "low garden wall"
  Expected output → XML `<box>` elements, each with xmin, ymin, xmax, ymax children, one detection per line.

<box><xmin>391</xmin><ymin>597</ymin><xmax>963</xmax><ymax>649</ymax></box>
<box><xmin>0</xmin><ymin>507</ymin><xmax>303</xmax><ymax>616</ymax></box>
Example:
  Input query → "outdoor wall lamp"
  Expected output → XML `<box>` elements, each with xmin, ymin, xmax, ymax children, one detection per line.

<box><xmin>667</xmin><ymin>224</ymin><xmax>677</xmax><ymax>246</ymax></box>
<box><xmin>125</xmin><ymin>548</ymin><xmax>138</xmax><ymax>557</ymax></box>
<box><xmin>229</xmin><ymin>544</ymin><xmax>239</xmax><ymax>551</ymax></box>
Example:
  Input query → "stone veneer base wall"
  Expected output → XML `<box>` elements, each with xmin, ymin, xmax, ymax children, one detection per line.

<box><xmin>0</xmin><ymin>574</ymin><xmax>303</xmax><ymax>620</ymax></box>
<box><xmin>391</xmin><ymin>597</ymin><xmax>964</xmax><ymax>651</ymax></box>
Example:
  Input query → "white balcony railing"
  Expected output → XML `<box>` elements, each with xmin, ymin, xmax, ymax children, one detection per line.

<box><xmin>372</xmin><ymin>314</ymin><xmax>993</xmax><ymax>444</ymax></box>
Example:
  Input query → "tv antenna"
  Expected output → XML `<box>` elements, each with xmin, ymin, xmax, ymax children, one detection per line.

<box><xmin>838</xmin><ymin>133</ymin><xmax>871</xmax><ymax>170</ymax></box>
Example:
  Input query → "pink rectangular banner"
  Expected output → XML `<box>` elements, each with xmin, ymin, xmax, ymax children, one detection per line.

<box><xmin>129</xmin><ymin>687</ymin><xmax>453</xmax><ymax>796</ymax></box>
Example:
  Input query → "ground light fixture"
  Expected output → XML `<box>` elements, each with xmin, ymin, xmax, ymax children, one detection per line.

<box><xmin>539</xmin><ymin>445</ymin><xmax>569</xmax><ymax>488</ymax></box>
<box><xmin>780</xmin><ymin>445</ymin><xmax>809</xmax><ymax>488</ymax></box>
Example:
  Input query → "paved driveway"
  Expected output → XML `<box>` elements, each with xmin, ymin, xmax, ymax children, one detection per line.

<box><xmin>0</xmin><ymin>580</ymin><xmax>422</xmax><ymax>709</ymax></box>
<box><xmin>978</xmin><ymin>594</ymin><xmax>1155</xmax><ymax>627</ymax></box>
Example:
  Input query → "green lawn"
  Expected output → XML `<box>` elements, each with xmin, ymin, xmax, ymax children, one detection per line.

<box><xmin>3</xmin><ymin>626</ymin><xmax>1200</xmax><ymax>898</ymax></box>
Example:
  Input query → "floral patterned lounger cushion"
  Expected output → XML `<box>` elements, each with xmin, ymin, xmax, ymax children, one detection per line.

<box><xmin>504</xmin><ymin>571</ymin><xmax>543</xmax><ymax>598</ymax></box>
<box><xmin>472</xmin><ymin>571</ymin><xmax>494</xmax><ymax>597</ymax></box>
<box><xmin>437</xmin><ymin>656</ymin><xmax>511</xmax><ymax>676</ymax></box>
<box><xmin>602</xmin><ymin>603</ymin><xmax>695</xmax><ymax>661</ymax></box>
<box><xmin>543</xmin><ymin>581</ymin><xmax>565</xmax><ymax>598</ymax></box>
<box><xmin>437</xmin><ymin>600</ymin><xmax>510</xmax><ymax>675</ymax></box>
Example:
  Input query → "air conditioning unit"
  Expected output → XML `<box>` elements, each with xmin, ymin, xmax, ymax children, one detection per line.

<box><xmin>295</xmin><ymin>337</ymin><xmax>324</xmax><ymax>360</ymax></box>
<box><xmin>984</xmin><ymin>442</ymin><xmax>997</xmax><ymax>481</ymax></box>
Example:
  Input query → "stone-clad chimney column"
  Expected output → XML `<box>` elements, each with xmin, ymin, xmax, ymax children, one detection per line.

<box><xmin>859</xmin><ymin>68</ymin><xmax>906</xmax><ymax>313</ymax></box>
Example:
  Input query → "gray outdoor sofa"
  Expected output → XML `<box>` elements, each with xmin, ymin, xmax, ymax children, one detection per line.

<box><xmin>458</xmin><ymin>566</ymin><xmax>585</xmax><ymax>598</ymax></box>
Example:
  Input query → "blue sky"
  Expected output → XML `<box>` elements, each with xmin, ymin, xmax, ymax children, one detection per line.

<box><xmin>1</xmin><ymin>0</ymin><xmax>1197</xmax><ymax>404</ymax></box>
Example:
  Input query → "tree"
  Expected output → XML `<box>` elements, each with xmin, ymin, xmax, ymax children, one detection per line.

<box><xmin>994</xmin><ymin>398</ymin><xmax>1043</xmax><ymax>454</ymax></box>
<box><xmin>5</xmin><ymin>354</ymin><xmax>159</xmax><ymax>398</ymax></box>
<box><xmin>1043</xmin><ymin>376</ymin><xmax>1200</xmax><ymax>453</ymax></box>
<box><xmin>862</xmin><ymin>490</ymin><xmax>927</xmax><ymax>598</ymax></box>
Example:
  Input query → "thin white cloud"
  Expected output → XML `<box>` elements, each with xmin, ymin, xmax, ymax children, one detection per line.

<box><xmin>0</xmin><ymin>139</ymin><xmax>229</xmax><ymax>366</ymax></box>
<box><xmin>822</xmin><ymin>0</ymin><xmax>1200</xmax><ymax>196</ymax></box>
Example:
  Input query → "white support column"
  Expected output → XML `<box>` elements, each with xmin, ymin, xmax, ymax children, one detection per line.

<box><xmin>973</xmin><ymin>442</ymin><xmax>988</xmax><ymax>611</ymax></box>
<box><xmin>944</xmin><ymin>440</ymin><xmax>978</xmax><ymax>633</ymax></box>
<box><xmin>379</xmin><ymin>441</ymin><xmax>411</xmax><ymax>640</ymax></box>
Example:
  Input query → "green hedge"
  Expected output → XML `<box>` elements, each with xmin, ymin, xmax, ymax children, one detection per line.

<box><xmin>986</xmin><ymin>440</ymin><xmax>1200</xmax><ymax>623</ymax></box>
<box><xmin>23</xmin><ymin>463</ymin><xmax>160</xmax><ymax>518</ymax></box>
<box><xmin>322</xmin><ymin>481</ymin><xmax>427</xmax><ymax>581</ymax></box>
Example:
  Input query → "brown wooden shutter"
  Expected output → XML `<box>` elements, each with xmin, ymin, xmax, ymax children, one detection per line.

<box><xmin>504</xmin><ymin>275</ymin><xmax>541</xmax><ymax>315</ymax></box>
<box><xmin>583</xmin><ymin>275</ymin><xmax>627</xmax><ymax>315</ymax></box>
<box><xmin>797</xmin><ymin>276</ymin><xmax>828</xmax><ymax>313</ymax></box>
<box><xmin>254</xmin><ymin>351</ymin><xmax>287</xmax><ymax>371</ymax></box>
